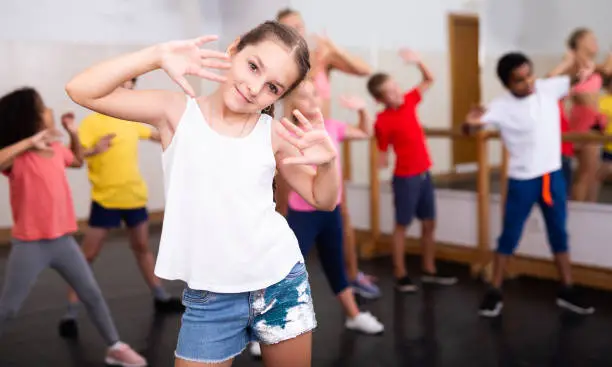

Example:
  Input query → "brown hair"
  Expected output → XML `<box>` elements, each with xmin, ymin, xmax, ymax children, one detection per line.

<box><xmin>237</xmin><ymin>21</ymin><xmax>310</xmax><ymax>117</ymax></box>
<box><xmin>261</xmin><ymin>104</ymin><xmax>275</xmax><ymax>116</ymax></box>
<box><xmin>567</xmin><ymin>28</ymin><xmax>591</xmax><ymax>50</ymax></box>
<box><xmin>276</xmin><ymin>8</ymin><xmax>299</xmax><ymax>22</ymax></box>
<box><xmin>367</xmin><ymin>73</ymin><xmax>390</xmax><ymax>100</ymax></box>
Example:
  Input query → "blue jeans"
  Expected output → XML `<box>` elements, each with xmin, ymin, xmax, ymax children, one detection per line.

<box><xmin>175</xmin><ymin>262</ymin><xmax>316</xmax><ymax>363</ymax></box>
<box><xmin>497</xmin><ymin>170</ymin><xmax>568</xmax><ymax>255</ymax></box>
<box><xmin>286</xmin><ymin>207</ymin><xmax>348</xmax><ymax>295</ymax></box>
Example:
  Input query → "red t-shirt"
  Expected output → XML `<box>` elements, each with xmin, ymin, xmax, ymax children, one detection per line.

<box><xmin>3</xmin><ymin>142</ymin><xmax>78</xmax><ymax>241</ymax></box>
<box><xmin>374</xmin><ymin>88</ymin><xmax>432</xmax><ymax>176</ymax></box>
<box><xmin>559</xmin><ymin>101</ymin><xmax>573</xmax><ymax>157</ymax></box>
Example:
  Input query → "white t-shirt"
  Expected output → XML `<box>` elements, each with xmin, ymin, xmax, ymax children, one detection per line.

<box><xmin>481</xmin><ymin>76</ymin><xmax>570</xmax><ymax>180</ymax></box>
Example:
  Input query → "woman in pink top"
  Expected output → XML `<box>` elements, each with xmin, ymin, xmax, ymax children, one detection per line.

<box><xmin>562</xmin><ymin>29</ymin><xmax>612</xmax><ymax>201</ymax></box>
<box><xmin>0</xmin><ymin>88</ymin><xmax>146</xmax><ymax>367</ymax></box>
<box><xmin>277</xmin><ymin>80</ymin><xmax>384</xmax><ymax>336</ymax></box>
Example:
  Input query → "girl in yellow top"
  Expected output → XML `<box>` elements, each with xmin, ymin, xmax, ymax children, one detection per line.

<box><xmin>60</xmin><ymin>78</ymin><xmax>183</xmax><ymax>340</ymax></box>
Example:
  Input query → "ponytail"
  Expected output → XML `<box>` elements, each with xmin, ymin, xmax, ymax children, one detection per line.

<box><xmin>261</xmin><ymin>104</ymin><xmax>275</xmax><ymax>117</ymax></box>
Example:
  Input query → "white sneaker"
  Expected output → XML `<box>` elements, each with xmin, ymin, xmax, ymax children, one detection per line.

<box><xmin>248</xmin><ymin>342</ymin><xmax>262</xmax><ymax>357</ymax></box>
<box><xmin>345</xmin><ymin>312</ymin><xmax>384</xmax><ymax>335</ymax></box>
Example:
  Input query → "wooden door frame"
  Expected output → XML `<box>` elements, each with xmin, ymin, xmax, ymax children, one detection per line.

<box><xmin>448</xmin><ymin>13</ymin><xmax>480</xmax><ymax>168</ymax></box>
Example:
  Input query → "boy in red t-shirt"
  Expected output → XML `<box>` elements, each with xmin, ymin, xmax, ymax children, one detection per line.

<box><xmin>367</xmin><ymin>49</ymin><xmax>457</xmax><ymax>293</ymax></box>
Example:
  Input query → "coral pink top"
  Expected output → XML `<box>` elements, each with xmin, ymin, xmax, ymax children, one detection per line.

<box><xmin>3</xmin><ymin>143</ymin><xmax>77</xmax><ymax>241</ymax></box>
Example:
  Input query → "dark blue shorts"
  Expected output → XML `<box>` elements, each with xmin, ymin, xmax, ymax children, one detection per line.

<box><xmin>88</xmin><ymin>201</ymin><xmax>148</xmax><ymax>229</ymax></box>
<box><xmin>602</xmin><ymin>150</ymin><xmax>612</xmax><ymax>161</ymax></box>
<box><xmin>392</xmin><ymin>172</ymin><xmax>436</xmax><ymax>226</ymax></box>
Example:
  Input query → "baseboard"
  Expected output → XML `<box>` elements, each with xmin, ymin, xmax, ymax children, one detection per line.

<box><xmin>355</xmin><ymin>230</ymin><xmax>612</xmax><ymax>292</ymax></box>
<box><xmin>0</xmin><ymin>210</ymin><xmax>165</xmax><ymax>246</ymax></box>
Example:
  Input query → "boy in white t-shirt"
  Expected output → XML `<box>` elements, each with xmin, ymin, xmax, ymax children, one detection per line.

<box><xmin>465</xmin><ymin>52</ymin><xmax>595</xmax><ymax>318</ymax></box>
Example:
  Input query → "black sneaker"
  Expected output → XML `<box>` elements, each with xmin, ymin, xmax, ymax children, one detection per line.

<box><xmin>556</xmin><ymin>287</ymin><xmax>595</xmax><ymax>315</ymax></box>
<box><xmin>154</xmin><ymin>297</ymin><xmax>185</xmax><ymax>313</ymax></box>
<box><xmin>58</xmin><ymin>318</ymin><xmax>78</xmax><ymax>339</ymax></box>
<box><xmin>478</xmin><ymin>289</ymin><xmax>503</xmax><ymax>317</ymax></box>
<box><xmin>421</xmin><ymin>271</ymin><xmax>458</xmax><ymax>286</ymax></box>
<box><xmin>395</xmin><ymin>276</ymin><xmax>418</xmax><ymax>293</ymax></box>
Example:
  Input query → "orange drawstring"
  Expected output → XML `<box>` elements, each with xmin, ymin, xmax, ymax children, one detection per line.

<box><xmin>542</xmin><ymin>173</ymin><xmax>553</xmax><ymax>206</ymax></box>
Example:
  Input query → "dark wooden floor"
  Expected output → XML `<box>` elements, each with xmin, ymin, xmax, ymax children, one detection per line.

<box><xmin>2</xmin><ymin>229</ymin><xmax>612</xmax><ymax>367</ymax></box>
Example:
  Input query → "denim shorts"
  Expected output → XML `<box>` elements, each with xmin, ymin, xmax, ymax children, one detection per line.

<box><xmin>175</xmin><ymin>262</ymin><xmax>316</xmax><ymax>363</ymax></box>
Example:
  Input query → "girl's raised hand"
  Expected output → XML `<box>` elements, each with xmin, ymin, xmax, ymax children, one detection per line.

<box><xmin>159</xmin><ymin>35</ymin><xmax>231</xmax><ymax>97</ymax></box>
<box><xmin>61</xmin><ymin>112</ymin><xmax>77</xmax><ymax>134</ymax></box>
<box><xmin>30</xmin><ymin>129</ymin><xmax>62</xmax><ymax>152</ymax></box>
<box><xmin>277</xmin><ymin>109</ymin><xmax>337</xmax><ymax>166</ymax></box>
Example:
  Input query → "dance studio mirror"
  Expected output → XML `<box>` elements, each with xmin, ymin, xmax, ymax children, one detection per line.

<box><xmin>482</xmin><ymin>0</ymin><xmax>612</xmax><ymax>206</ymax></box>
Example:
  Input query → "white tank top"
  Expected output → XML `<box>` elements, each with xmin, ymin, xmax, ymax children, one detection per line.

<box><xmin>154</xmin><ymin>97</ymin><xmax>304</xmax><ymax>293</ymax></box>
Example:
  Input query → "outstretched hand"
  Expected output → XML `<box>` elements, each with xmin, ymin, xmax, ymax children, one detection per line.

<box><xmin>276</xmin><ymin>109</ymin><xmax>337</xmax><ymax>166</ymax></box>
<box><xmin>466</xmin><ymin>105</ymin><xmax>486</xmax><ymax>125</ymax></box>
<box><xmin>577</xmin><ymin>60</ymin><xmax>596</xmax><ymax>83</ymax></box>
<box><xmin>399</xmin><ymin>48</ymin><xmax>421</xmax><ymax>64</ymax></box>
<box><xmin>159</xmin><ymin>35</ymin><xmax>231</xmax><ymax>97</ymax></box>
<box><xmin>30</xmin><ymin>129</ymin><xmax>62</xmax><ymax>152</ymax></box>
<box><xmin>61</xmin><ymin>112</ymin><xmax>77</xmax><ymax>134</ymax></box>
<box><xmin>94</xmin><ymin>133</ymin><xmax>116</xmax><ymax>154</ymax></box>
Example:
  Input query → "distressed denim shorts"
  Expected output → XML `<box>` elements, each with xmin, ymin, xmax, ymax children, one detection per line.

<box><xmin>175</xmin><ymin>262</ymin><xmax>317</xmax><ymax>363</ymax></box>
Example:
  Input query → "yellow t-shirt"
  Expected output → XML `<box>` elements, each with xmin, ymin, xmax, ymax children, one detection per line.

<box><xmin>599</xmin><ymin>94</ymin><xmax>612</xmax><ymax>153</ymax></box>
<box><xmin>78</xmin><ymin>113</ymin><xmax>152</xmax><ymax>209</ymax></box>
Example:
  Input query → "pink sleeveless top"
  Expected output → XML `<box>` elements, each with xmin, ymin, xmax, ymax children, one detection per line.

<box><xmin>569</xmin><ymin>74</ymin><xmax>605</xmax><ymax>132</ymax></box>
<box><xmin>572</xmin><ymin>73</ymin><xmax>602</xmax><ymax>94</ymax></box>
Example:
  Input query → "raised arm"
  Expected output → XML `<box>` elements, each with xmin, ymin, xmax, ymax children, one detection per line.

<box><xmin>0</xmin><ymin>129</ymin><xmax>60</xmax><ymax>171</ymax></box>
<box><xmin>461</xmin><ymin>105</ymin><xmax>486</xmax><ymax>136</ymax></box>
<box><xmin>597</xmin><ymin>52</ymin><xmax>612</xmax><ymax>76</ymax></box>
<box><xmin>316</xmin><ymin>35</ymin><xmax>371</xmax><ymax>76</ymax></box>
<box><xmin>338</xmin><ymin>95</ymin><xmax>371</xmax><ymax>140</ymax></box>
<box><xmin>274</xmin><ymin>109</ymin><xmax>340</xmax><ymax>211</ymax></box>
<box><xmin>398</xmin><ymin>48</ymin><xmax>435</xmax><ymax>93</ymax></box>
<box><xmin>373</xmin><ymin>122</ymin><xmax>390</xmax><ymax>169</ymax></box>
<box><xmin>65</xmin><ymin>36</ymin><xmax>230</xmax><ymax>146</ymax></box>
<box><xmin>547</xmin><ymin>50</ymin><xmax>595</xmax><ymax>86</ymax></box>
<box><xmin>60</xmin><ymin>112</ymin><xmax>84</xmax><ymax>167</ymax></box>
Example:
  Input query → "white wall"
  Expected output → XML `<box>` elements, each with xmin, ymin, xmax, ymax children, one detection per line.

<box><xmin>0</xmin><ymin>0</ymin><xmax>223</xmax><ymax>227</ymax></box>
<box><xmin>482</xmin><ymin>0</ymin><xmax>612</xmax><ymax>102</ymax></box>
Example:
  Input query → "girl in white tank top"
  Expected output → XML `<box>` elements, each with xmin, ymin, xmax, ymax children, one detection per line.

<box><xmin>66</xmin><ymin>21</ymin><xmax>340</xmax><ymax>367</ymax></box>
